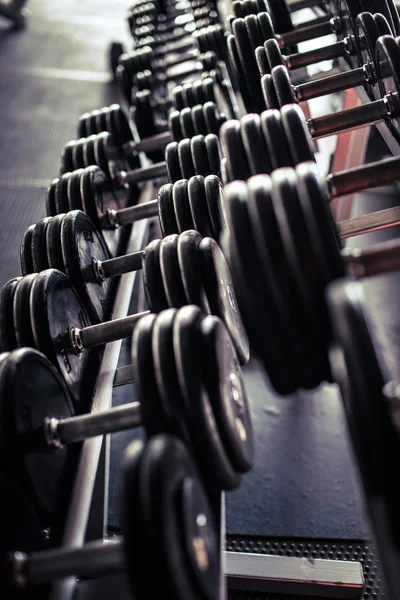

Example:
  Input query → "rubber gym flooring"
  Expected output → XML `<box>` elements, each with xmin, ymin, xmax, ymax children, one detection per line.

<box><xmin>1</xmin><ymin>3</ymin><xmax>400</xmax><ymax>598</ymax></box>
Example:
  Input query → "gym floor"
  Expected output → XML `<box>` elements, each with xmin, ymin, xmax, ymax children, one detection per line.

<box><xmin>1</xmin><ymin>2</ymin><xmax>400</xmax><ymax>598</ymax></box>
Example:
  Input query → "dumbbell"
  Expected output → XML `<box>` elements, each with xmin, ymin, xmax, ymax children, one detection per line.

<box><xmin>0</xmin><ymin>312</ymin><xmax>253</xmax><ymax>522</ymax></box>
<box><xmin>75</xmin><ymin>102</ymin><xmax>226</xmax><ymax>164</ymax></box>
<box><xmin>326</xmin><ymin>278</ymin><xmax>400</xmax><ymax>600</ymax></box>
<box><xmin>15</xmin><ymin>216</ymin><xmax>247</xmax><ymax>364</ymax></box>
<box><xmin>220</xmin><ymin>163</ymin><xmax>400</xmax><ymax>395</ymax></box>
<box><xmin>257</xmin><ymin>11</ymin><xmax>391</xmax><ymax>82</ymax></box>
<box><xmin>39</xmin><ymin>169</ymin><xmax>224</xmax><ymax>257</ymax></box>
<box><xmin>8</xmin><ymin>434</ymin><xmax>222</xmax><ymax>600</ymax></box>
<box><xmin>262</xmin><ymin>15</ymin><xmax>391</xmax><ymax>111</ymax></box>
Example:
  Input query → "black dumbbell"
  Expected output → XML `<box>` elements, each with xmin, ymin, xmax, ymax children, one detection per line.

<box><xmin>326</xmin><ymin>278</ymin><xmax>400</xmax><ymax>600</ymax></box>
<box><xmin>13</xmin><ymin>213</ymin><xmax>248</xmax><ymax>354</ymax></box>
<box><xmin>263</xmin><ymin>14</ymin><xmax>391</xmax><ymax>110</ymax></box>
<box><xmin>41</xmin><ymin>169</ymin><xmax>224</xmax><ymax>257</ymax></box>
<box><xmin>257</xmin><ymin>11</ymin><xmax>391</xmax><ymax>83</ymax></box>
<box><xmin>76</xmin><ymin>102</ymin><xmax>226</xmax><ymax>162</ymax></box>
<box><xmin>8</xmin><ymin>434</ymin><xmax>222</xmax><ymax>599</ymax></box>
<box><xmin>220</xmin><ymin>163</ymin><xmax>400</xmax><ymax>395</ymax></box>
<box><xmin>0</xmin><ymin>311</ymin><xmax>253</xmax><ymax>521</ymax></box>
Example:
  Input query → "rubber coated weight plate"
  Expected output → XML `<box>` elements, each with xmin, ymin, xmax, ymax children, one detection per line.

<box><xmin>244</xmin><ymin>13</ymin><xmax>264</xmax><ymax>51</ymax></box>
<box><xmin>240</xmin><ymin>113</ymin><xmax>272</xmax><ymax>175</ymax></box>
<box><xmin>1</xmin><ymin>348</ymin><xmax>75</xmax><ymax>520</ymax></box>
<box><xmin>132</xmin><ymin>313</ymin><xmax>173</xmax><ymax>435</ymax></box>
<box><xmin>0</xmin><ymin>278</ymin><xmax>21</xmax><ymax>351</ymax></box>
<box><xmin>192</xmin><ymin>104</ymin><xmax>207</xmax><ymax>135</ymax></box>
<box><xmin>280</xmin><ymin>104</ymin><xmax>315</xmax><ymax>165</ymax></box>
<box><xmin>261</xmin><ymin>74</ymin><xmax>281</xmax><ymax>109</ymax></box>
<box><xmin>173</xmin><ymin>306</ymin><xmax>242</xmax><ymax>490</ymax></box>
<box><xmin>232</xmin><ymin>19</ymin><xmax>265</xmax><ymax>113</ymax></box>
<box><xmin>152</xmin><ymin>310</ymin><xmax>192</xmax><ymax>440</ymax></box>
<box><xmin>169</xmin><ymin>111</ymin><xmax>185</xmax><ymax>142</ymax></box>
<box><xmin>204</xmin><ymin>175</ymin><xmax>225</xmax><ymax>239</ymax></box>
<box><xmin>261</xmin><ymin>108</ymin><xmax>293</xmax><ymax>169</ymax></box>
<box><xmin>77</xmin><ymin>113</ymin><xmax>89</xmax><ymax>139</ymax></box>
<box><xmin>233</xmin><ymin>1</ymin><xmax>246</xmax><ymax>17</ymax></box>
<box><xmin>191</xmin><ymin>135</ymin><xmax>211</xmax><ymax>178</ymax></box>
<box><xmin>271</xmin><ymin>168</ymin><xmax>331</xmax><ymax>383</ymax></box>
<box><xmin>61</xmin><ymin>141</ymin><xmax>76</xmax><ymax>174</ymax></box>
<box><xmin>267</xmin><ymin>0</ymin><xmax>295</xmax><ymax>40</ymax></box>
<box><xmin>173</xmin><ymin>179</ymin><xmax>195</xmax><ymax>233</ymax></box>
<box><xmin>94</xmin><ymin>134</ymin><xmax>113</xmax><ymax>178</ymax></box>
<box><xmin>172</xmin><ymin>86</ymin><xmax>185</xmax><ymax>110</ymax></box>
<box><xmin>97</xmin><ymin>108</ymin><xmax>109</xmax><ymax>137</ymax></box>
<box><xmin>222</xmin><ymin>181</ymin><xmax>297</xmax><ymax>394</ymax></box>
<box><xmin>20</xmin><ymin>224</ymin><xmax>35</xmax><ymax>276</ymax></box>
<box><xmin>182</xmin><ymin>82</ymin><xmax>196</xmax><ymax>108</ymax></box>
<box><xmin>30</xmin><ymin>269</ymin><xmax>92</xmax><ymax>406</ymax></box>
<box><xmin>158</xmin><ymin>184</ymin><xmax>179</xmax><ymax>236</ymax></box>
<box><xmin>139</xmin><ymin>434</ymin><xmax>220</xmax><ymax>600</ymax></box>
<box><xmin>200</xmin><ymin>315</ymin><xmax>253</xmax><ymax>471</ymax></box>
<box><xmin>46</xmin><ymin>214</ymin><xmax>66</xmax><ymax>272</ymax></box>
<box><xmin>220</xmin><ymin>120</ymin><xmax>251</xmax><ymax>182</ymax></box>
<box><xmin>166</xmin><ymin>142</ymin><xmax>183</xmax><ymax>183</ymax></box>
<box><xmin>354</xmin><ymin>12</ymin><xmax>383</xmax><ymax>100</ymax></box>
<box><xmin>83</xmin><ymin>137</ymin><xmax>98</xmax><ymax>170</ymax></box>
<box><xmin>13</xmin><ymin>275</ymin><xmax>37</xmax><ymax>348</ymax></box>
<box><xmin>46</xmin><ymin>179</ymin><xmax>58</xmax><ymax>217</ymax></box>
<box><xmin>67</xmin><ymin>169</ymin><xmax>84</xmax><ymax>211</ymax></box>
<box><xmin>160</xmin><ymin>235</ymin><xmax>188</xmax><ymax>307</ymax></box>
<box><xmin>180</xmin><ymin>108</ymin><xmax>196</xmax><ymax>139</ymax></box>
<box><xmin>256</xmin><ymin>12</ymin><xmax>276</xmax><ymax>45</ymax></box>
<box><xmin>207</xmin><ymin>134</ymin><xmax>223</xmax><ymax>178</ymax></box>
<box><xmin>203</xmin><ymin>102</ymin><xmax>222</xmax><ymax>135</ymax></box>
<box><xmin>32</xmin><ymin>217</ymin><xmax>52</xmax><ymax>272</ymax></box>
<box><xmin>255</xmin><ymin>46</ymin><xmax>270</xmax><ymax>76</ymax></box>
<box><xmin>61</xmin><ymin>210</ymin><xmax>111</xmax><ymax>323</ymax></box>
<box><xmin>264</xmin><ymin>38</ymin><xmax>285</xmax><ymax>72</ymax></box>
<box><xmin>245</xmin><ymin>175</ymin><xmax>310</xmax><ymax>388</ymax></box>
<box><xmin>187</xmin><ymin>176</ymin><xmax>214</xmax><ymax>237</ymax></box>
<box><xmin>178</xmin><ymin>138</ymin><xmax>196</xmax><ymax>179</ymax></box>
<box><xmin>55</xmin><ymin>174</ymin><xmax>71</xmax><ymax>214</ymax></box>
<box><xmin>177</xmin><ymin>231</ymin><xmax>210</xmax><ymax>313</ymax></box>
<box><xmin>142</xmin><ymin>239</ymin><xmax>170</xmax><ymax>313</ymax></box>
<box><xmin>375</xmin><ymin>35</ymin><xmax>400</xmax><ymax>135</ymax></box>
<box><xmin>199</xmin><ymin>236</ymin><xmax>250</xmax><ymax>365</ymax></box>
<box><xmin>227</xmin><ymin>34</ymin><xmax>253</xmax><ymax>113</ymax></box>
<box><xmin>72</xmin><ymin>139</ymin><xmax>86</xmax><ymax>170</ymax></box>
<box><xmin>272</xmin><ymin>65</ymin><xmax>297</xmax><ymax>107</ymax></box>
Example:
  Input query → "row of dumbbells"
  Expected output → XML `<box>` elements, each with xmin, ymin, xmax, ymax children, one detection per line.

<box><xmin>3</xmin><ymin>0</ymin><xmax>400</xmax><ymax>596</ymax></box>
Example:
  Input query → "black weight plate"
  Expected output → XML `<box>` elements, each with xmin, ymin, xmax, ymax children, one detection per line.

<box><xmin>204</xmin><ymin>175</ymin><xmax>225</xmax><ymax>240</ymax></box>
<box><xmin>67</xmin><ymin>169</ymin><xmax>84</xmax><ymax>211</ymax></box>
<box><xmin>255</xmin><ymin>45</ymin><xmax>270</xmax><ymax>76</ymax></box>
<box><xmin>83</xmin><ymin>136</ymin><xmax>98</xmax><ymax>169</ymax></box>
<box><xmin>77</xmin><ymin>112</ymin><xmax>89</xmax><ymax>139</ymax></box>
<box><xmin>173</xmin><ymin>306</ymin><xmax>242</xmax><ymax>490</ymax></box>
<box><xmin>132</xmin><ymin>313</ymin><xmax>173</xmax><ymax>435</ymax></box>
<box><xmin>355</xmin><ymin>12</ymin><xmax>386</xmax><ymax>100</ymax></box>
<box><xmin>191</xmin><ymin>104</ymin><xmax>207</xmax><ymax>135</ymax></box>
<box><xmin>232</xmin><ymin>18</ymin><xmax>265</xmax><ymax>113</ymax></box>
<box><xmin>260</xmin><ymin>108</ymin><xmax>293</xmax><ymax>169</ymax></box>
<box><xmin>244</xmin><ymin>13</ymin><xmax>264</xmax><ymax>51</ymax></box>
<box><xmin>280</xmin><ymin>103</ymin><xmax>315</xmax><ymax>165</ymax></box>
<box><xmin>142</xmin><ymin>239</ymin><xmax>170</xmax><ymax>312</ymax></box>
<box><xmin>271</xmin><ymin>168</ymin><xmax>331</xmax><ymax>383</ymax></box>
<box><xmin>244</xmin><ymin>0</ymin><xmax>260</xmax><ymax>16</ymax></box>
<box><xmin>256</xmin><ymin>11</ymin><xmax>276</xmax><ymax>44</ymax></box>
<box><xmin>60</xmin><ymin>140</ymin><xmax>76</xmax><ymax>174</ymax></box>
<box><xmin>192</xmin><ymin>79</ymin><xmax>207</xmax><ymax>105</ymax></box>
<box><xmin>375</xmin><ymin>11</ymin><xmax>393</xmax><ymax>36</ymax></box>
<box><xmin>13</xmin><ymin>274</ymin><xmax>37</xmax><ymax>348</ymax></box>
<box><xmin>202</xmin><ymin>102</ymin><xmax>221</xmax><ymax>136</ymax></box>
<box><xmin>166</xmin><ymin>141</ymin><xmax>183</xmax><ymax>183</ymax></box>
<box><xmin>219</xmin><ymin>120</ymin><xmax>251</xmax><ymax>181</ymax></box>
<box><xmin>191</xmin><ymin>135</ymin><xmax>211</xmax><ymax>177</ymax></box>
<box><xmin>20</xmin><ymin>224</ymin><xmax>35</xmax><ymax>276</ymax></box>
<box><xmin>385</xmin><ymin>0</ymin><xmax>400</xmax><ymax>35</ymax></box>
<box><xmin>205</xmin><ymin>134</ymin><xmax>222</xmax><ymax>177</ymax></box>
<box><xmin>264</xmin><ymin>38</ymin><xmax>284</xmax><ymax>72</ymax></box>
<box><xmin>0</xmin><ymin>277</ymin><xmax>21</xmax><ymax>352</ymax></box>
<box><xmin>267</xmin><ymin>0</ymin><xmax>294</xmax><ymax>37</ymax></box>
<box><xmin>240</xmin><ymin>112</ymin><xmax>272</xmax><ymax>175</ymax></box>
<box><xmin>180</xmin><ymin>107</ymin><xmax>196</xmax><ymax>138</ymax></box>
<box><xmin>177</xmin><ymin>231</ymin><xmax>210</xmax><ymax>313</ymax></box>
<box><xmin>178</xmin><ymin>138</ymin><xmax>197</xmax><ymax>179</ymax></box>
<box><xmin>172</xmin><ymin>85</ymin><xmax>185</xmax><ymax>110</ymax></box>
<box><xmin>271</xmin><ymin>64</ymin><xmax>297</xmax><ymax>107</ymax></box>
<box><xmin>109</xmin><ymin>104</ymin><xmax>134</xmax><ymax>146</ymax></box>
<box><xmin>226</xmin><ymin>33</ymin><xmax>253</xmax><ymax>113</ymax></box>
<box><xmin>173</xmin><ymin>178</ymin><xmax>195</xmax><ymax>233</ymax></box>
<box><xmin>169</xmin><ymin>111</ymin><xmax>185</xmax><ymax>142</ymax></box>
<box><xmin>152</xmin><ymin>309</ymin><xmax>192</xmax><ymax>440</ymax></box>
<box><xmin>158</xmin><ymin>183</ymin><xmax>179</xmax><ymax>236</ymax></box>
<box><xmin>46</xmin><ymin>178</ymin><xmax>58</xmax><ymax>217</ymax></box>
<box><xmin>160</xmin><ymin>235</ymin><xmax>188</xmax><ymax>307</ymax></box>
<box><xmin>222</xmin><ymin>180</ymin><xmax>297</xmax><ymax>394</ymax></box>
<box><xmin>233</xmin><ymin>1</ymin><xmax>246</xmax><ymax>17</ymax></box>
<box><xmin>260</xmin><ymin>73</ymin><xmax>280</xmax><ymax>109</ymax></box>
<box><xmin>61</xmin><ymin>210</ymin><xmax>111</xmax><ymax>323</ymax></box>
<box><xmin>72</xmin><ymin>138</ymin><xmax>86</xmax><ymax>170</ymax></box>
<box><xmin>55</xmin><ymin>173</ymin><xmax>71</xmax><ymax>215</ymax></box>
<box><xmin>30</xmin><ymin>269</ymin><xmax>92</xmax><ymax>406</ymax></box>
<box><xmin>140</xmin><ymin>434</ymin><xmax>220</xmax><ymax>600</ymax></box>
<box><xmin>375</xmin><ymin>35</ymin><xmax>400</xmax><ymax>135</ymax></box>
<box><xmin>182</xmin><ymin>82</ymin><xmax>196</xmax><ymax>108</ymax></box>
<box><xmin>86</xmin><ymin>113</ymin><xmax>98</xmax><ymax>136</ymax></box>
<box><xmin>32</xmin><ymin>217</ymin><xmax>52</xmax><ymax>272</ymax></box>
<box><xmin>245</xmin><ymin>174</ymin><xmax>316</xmax><ymax>389</ymax></box>
<box><xmin>96</xmin><ymin>108</ymin><xmax>109</xmax><ymax>136</ymax></box>
<box><xmin>201</xmin><ymin>76</ymin><xmax>218</xmax><ymax>106</ymax></box>
<box><xmin>188</xmin><ymin>175</ymin><xmax>214</xmax><ymax>237</ymax></box>
<box><xmin>199</xmin><ymin>236</ymin><xmax>250</xmax><ymax>365</ymax></box>
<box><xmin>200</xmin><ymin>314</ymin><xmax>253</xmax><ymax>471</ymax></box>
<box><xmin>1</xmin><ymin>348</ymin><xmax>75</xmax><ymax>520</ymax></box>
<box><xmin>46</xmin><ymin>213</ymin><xmax>66</xmax><ymax>272</ymax></box>
<box><xmin>94</xmin><ymin>133</ymin><xmax>112</xmax><ymax>177</ymax></box>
